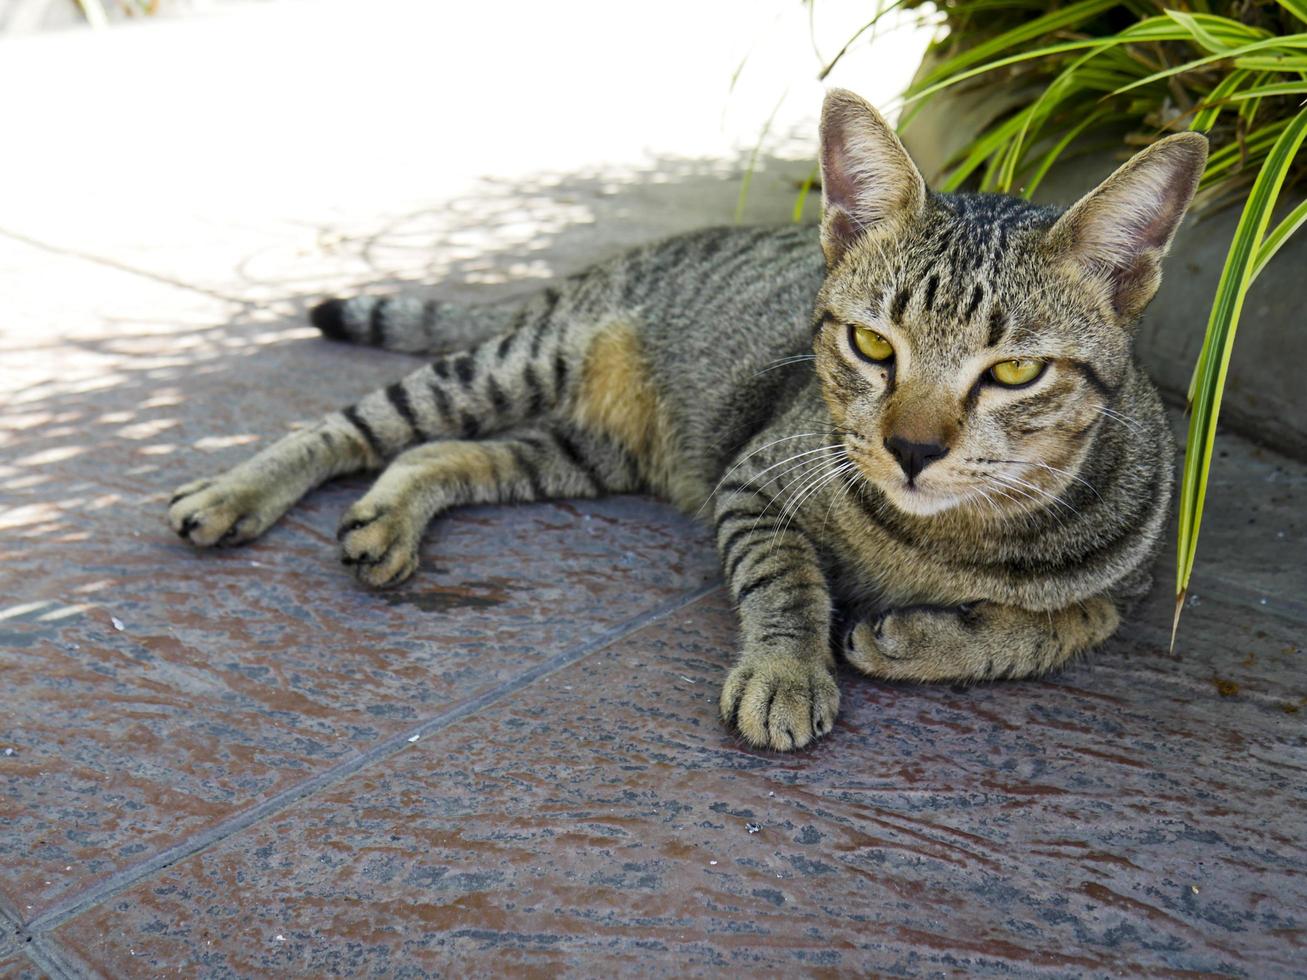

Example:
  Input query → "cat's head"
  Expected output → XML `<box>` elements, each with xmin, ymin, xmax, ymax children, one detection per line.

<box><xmin>811</xmin><ymin>88</ymin><xmax>1206</xmax><ymax>518</ymax></box>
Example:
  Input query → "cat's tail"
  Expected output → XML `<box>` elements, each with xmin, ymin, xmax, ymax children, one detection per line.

<box><xmin>309</xmin><ymin>294</ymin><xmax>516</xmax><ymax>355</ymax></box>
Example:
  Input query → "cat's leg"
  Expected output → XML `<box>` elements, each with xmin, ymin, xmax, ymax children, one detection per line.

<box><xmin>844</xmin><ymin>597</ymin><xmax>1121</xmax><ymax>682</ymax></box>
<box><xmin>169</xmin><ymin>286</ymin><xmax>583</xmax><ymax>547</ymax></box>
<box><xmin>338</xmin><ymin>425</ymin><xmax>637</xmax><ymax>587</ymax></box>
<box><xmin>713</xmin><ymin>487</ymin><xmax>841</xmax><ymax>751</ymax></box>
<box><xmin>167</xmin><ymin>418</ymin><xmax>372</xmax><ymax>547</ymax></box>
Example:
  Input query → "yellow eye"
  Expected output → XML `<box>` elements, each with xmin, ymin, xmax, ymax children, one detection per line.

<box><xmin>990</xmin><ymin>359</ymin><xmax>1045</xmax><ymax>387</ymax></box>
<box><xmin>852</xmin><ymin>325</ymin><xmax>894</xmax><ymax>362</ymax></box>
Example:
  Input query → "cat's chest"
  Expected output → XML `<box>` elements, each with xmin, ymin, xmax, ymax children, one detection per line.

<box><xmin>816</xmin><ymin>492</ymin><xmax>1053</xmax><ymax>611</ymax></box>
<box><xmin>821</xmin><ymin>526</ymin><xmax>978</xmax><ymax>610</ymax></box>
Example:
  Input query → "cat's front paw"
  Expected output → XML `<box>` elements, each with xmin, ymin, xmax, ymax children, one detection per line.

<box><xmin>337</xmin><ymin>500</ymin><xmax>420</xmax><ymax>588</ymax></box>
<box><xmin>844</xmin><ymin>605</ymin><xmax>976</xmax><ymax>681</ymax></box>
<box><xmin>719</xmin><ymin>654</ymin><xmax>839</xmax><ymax>751</ymax></box>
<box><xmin>167</xmin><ymin>475</ymin><xmax>281</xmax><ymax>547</ymax></box>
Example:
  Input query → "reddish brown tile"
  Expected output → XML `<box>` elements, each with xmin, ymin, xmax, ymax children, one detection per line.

<box><xmin>0</xmin><ymin>954</ymin><xmax>46</xmax><ymax>980</ymax></box>
<box><xmin>51</xmin><ymin>587</ymin><xmax>1306</xmax><ymax>975</ymax></box>
<box><xmin>0</xmin><ymin>322</ymin><xmax>718</xmax><ymax>921</ymax></box>
<box><xmin>0</xmin><ymin>916</ymin><xmax>47</xmax><ymax>980</ymax></box>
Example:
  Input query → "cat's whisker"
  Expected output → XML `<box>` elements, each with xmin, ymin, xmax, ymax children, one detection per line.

<box><xmin>986</xmin><ymin>473</ymin><xmax>1073</xmax><ymax>525</ymax></box>
<box><xmin>766</xmin><ymin>450</ymin><xmax>849</xmax><ymax>536</ymax></box>
<box><xmin>990</xmin><ymin>471</ymin><xmax>1079</xmax><ymax>515</ymax></box>
<box><xmin>1097</xmin><ymin>406</ymin><xmax>1146</xmax><ymax>435</ymax></box>
<box><xmin>821</xmin><ymin>461</ymin><xmax>860</xmax><ymax>531</ymax></box>
<box><xmin>796</xmin><ymin>416</ymin><xmax>854</xmax><ymax>434</ymax></box>
<box><xmin>770</xmin><ymin>452</ymin><xmax>846</xmax><ymax>518</ymax></box>
<box><xmin>981</xmin><ymin>479</ymin><xmax>1052</xmax><ymax>531</ymax></box>
<box><xmin>751</xmin><ymin>445</ymin><xmax>848</xmax><ymax>491</ymax></box>
<box><xmin>759</xmin><ymin>354</ymin><xmax>814</xmax><ymax>368</ymax></box>
<box><xmin>697</xmin><ymin>431</ymin><xmax>829</xmax><ymax>515</ymax></box>
<box><xmin>980</xmin><ymin>457</ymin><xmax>1103</xmax><ymax>502</ymax></box>
<box><xmin>744</xmin><ymin>449</ymin><xmax>848</xmax><ymax>549</ymax></box>
<box><xmin>771</xmin><ymin>457</ymin><xmax>851</xmax><ymax>556</ymax></box>
<box><xmin>1101</xmin><ymin>405</ymin><xmax>1144</xmax><ymax>425</ymax></box>
<box><xmin>966</xmin><ymin>485</ymin><xmax>1004</xmax><ymax>520</ymax></box>
<box><xmin>993</xmin><ymin>473</ymin><xmax>1076</xmax><ymax>509</ymax></box>
<box><xmin>747</xmin><ymin>448</ymin><xmax>849</xmax><ymax>522</ymax></box>
<box><xmin>794</xmin><ymin>462</ymin><xmax>852</xmax><ymax>531</ymax></box>
<box><xmin>750</xmin><ymin>355</ymin><xmax>817</xmax><ymax>378</ymax></box>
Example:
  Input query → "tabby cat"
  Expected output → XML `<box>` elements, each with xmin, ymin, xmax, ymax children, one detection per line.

<box><xmin>168</xmin><ymin>89</ymin><xmax>1206</xmax><ymax>751</ymax></box>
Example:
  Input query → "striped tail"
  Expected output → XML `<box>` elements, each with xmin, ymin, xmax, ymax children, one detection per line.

<box><xmin>310</xmin><ymin>294</ymin><xmax>515</xmax><ymax>355</ymax></box>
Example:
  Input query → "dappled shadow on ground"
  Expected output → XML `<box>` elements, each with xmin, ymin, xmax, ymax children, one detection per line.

<box><xmin>1</xmin><ymin>151</ymin><xmax>817</xmax><ymax>531</ymax></box>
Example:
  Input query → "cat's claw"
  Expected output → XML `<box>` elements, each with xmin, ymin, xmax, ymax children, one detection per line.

<box><xmin>337</xmin><ymin>501</ymin><xmax>420</xmax><ymax>588</ymax></box>
<box><xmin>720</xmin><ymin>655</ymin><xmax>839</xmax><ymax>751</ymax></box>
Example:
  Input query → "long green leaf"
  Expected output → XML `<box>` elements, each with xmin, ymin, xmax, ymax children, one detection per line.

<box><xmin>937</xmin><ymin>110</ymin><xmax>1033</xmax><ymax>191</ymax></box>
<box><xmin>735</xmin><ymin>94</ymin><xmax>787</xmax><ymax>225</ymax></box>
<box><xmin>792</xmin><ymin>166</ymin><xmax>819</xmax><ymax>224</ymax></box>
<box><xmin>902</xmin><ymin>23</ymin><xmax>1191</xmax><ymax>109</ymax></box>
<box><xmin>1186</xmin><ymin>12</ymin><xmax>1273</xmax><ymax>43</ymax></box>
<box><xmin>1277</xmin><ymin>0</ymin><xmax>1307</xmax><ymax>25</ymax></box>
<box><xmin>1220</xmin><ymin>80</ymin><xmax>1307</xmax><ymax>100</ymax></box>
<box><xmin>913</xmin><ymin>0</ymin><xmax>1119</xmax><ymax>90</ymax></box>
<box><xmin>998</xmin><ymin>47</ymin><xmax>1105</xmax><ymax>190</ymax></box>
<box><xmin>817</xmin><ymin>0</ymin><xmax>908</xmax><ymax>81</ymax></box>
<box><xmin>1191</xmin><ymin>69</ymin><xmax>1253</xmax><ymax>131</ymax></box>
<box><xmin>1165</xmin><ymin>10</ymin><xmax>1270</xmax><ymax>51</ymax></box>
<box><xmin>1250</xmin><ymin>195</ymin><xmax>1307</xmax><ymax>281</ymax></box>
<box><xmin>1109</xmin><ymin>35</ymin><xmax>1307</xmax><ymax>99</ymax></box>
<box><xmin>1232</xmin><ymin>54</ymin><xmax>1307</xmax><ymax>70</ymax></box>
<box><xmin>1174</xmin><ymin>106</ymin><xmax>1307</xmax><ymax>643</ymax></box>
<box><xmin>1199</xmin><ymin>118</ymin><xmax>1290</xmax><ymax>187</ymax></box>
<box><xmin>1022</xmin><ymin>106</ymin><xmax>1115</xmax><ymax>197</ymax></box>
<box><xmin>1166</xmin><ymin>9</ymin><xmax>1237</xmax><ymax>54</ymax></box>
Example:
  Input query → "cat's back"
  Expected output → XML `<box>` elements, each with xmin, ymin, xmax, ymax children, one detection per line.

<box><xmin>618</xmin><ymin>224</ymin><xmax>828</xmax><ymax>472</ymax></box>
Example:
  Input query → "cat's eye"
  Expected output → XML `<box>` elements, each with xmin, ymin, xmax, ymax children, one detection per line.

<box><xmin>989</xmin><ymin>359</ymin><xmax>1045</xmax><ymax>387</ymax></box>
<box><xmin>851</xmin><ymin>325</ymin><xmax>894</xmax><ymax>363</ymax></box>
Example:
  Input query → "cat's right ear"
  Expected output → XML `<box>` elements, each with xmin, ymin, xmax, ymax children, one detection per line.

<box><xmin>1046</xmin><ymin>132</ymin><xmax>1207</xmax><ymax>323</ymax></box>
<box><xmin>819</xmin><ymin>89</ymin><xmax>926</xmax><ymax>267</ymax></box>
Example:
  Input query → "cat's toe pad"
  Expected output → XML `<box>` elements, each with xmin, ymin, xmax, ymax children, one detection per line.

<box><xmin>720</xmin><ymin>655</ymin><xmax>839</xmax><ymax>751</ymax></box>
<box><xmin>338</xmin><ymin>501</ymin><xmax>419</xmax><ymax>588</ymax></box>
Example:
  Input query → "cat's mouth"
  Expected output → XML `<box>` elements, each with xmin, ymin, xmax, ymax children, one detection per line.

<box><xmin>882</xmin><ymin>479</ymin><xmax>967</xmax><ymax>517</ymax></box>
<box><xmin>845</xmin><ymin>442</ymin><xmax>966</xmax><ymax>516</ymax></box>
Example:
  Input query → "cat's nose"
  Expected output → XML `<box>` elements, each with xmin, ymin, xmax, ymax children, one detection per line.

<box><xmin>884</xmin><ymin>436</ymin><xmax>949</xmax><ymax>482</ymax></box>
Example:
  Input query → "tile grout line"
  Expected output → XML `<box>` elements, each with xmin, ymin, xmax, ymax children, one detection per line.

<box><xmin>24</xmin><ymin>937</ymin><xmax>97</xmax><ymax>980</ymax></box>
<box><xmin>1</xmin><ymin>896</ymin><xmax>87</xmax><ymax>980</ymax></box>
<box><xmin>25</xmin><ymin>582</ymin><xmax>724</xmax><ymax>936</ymax></box>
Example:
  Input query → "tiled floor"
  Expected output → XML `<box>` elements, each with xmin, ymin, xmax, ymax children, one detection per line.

<box><xmin>3</xmin><ymin>4</ymin><xmax>1305</xmax><ymax>977</ymax></box>
<box><xmin>4</xmin><ymin>362</ymin><xmax>1305</xmax><ymax>976</ymax></box>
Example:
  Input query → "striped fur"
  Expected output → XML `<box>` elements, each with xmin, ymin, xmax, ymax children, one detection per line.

<box><xmin>169</xmin><ymin>89</ymin><xmax>1203</xmax><ymax>751</ymax></box>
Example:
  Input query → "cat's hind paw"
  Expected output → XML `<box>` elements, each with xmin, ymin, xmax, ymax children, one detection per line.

<box><xmin>337</xmin><ymin>501</ymin><xmax>420</xmax><ymax>588</ymax></box>
<box><xmin>720</xmin><ymin>655</ymin><xmax>839</xmax><ymax>751</ymax></box>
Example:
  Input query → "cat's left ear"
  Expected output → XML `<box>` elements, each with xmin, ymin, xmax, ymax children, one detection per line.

<box><xmin>819</xmin><ymin>89</ymin><xmax>927</xmax><ymax>267</ymax></box>
<box><xmin>1048</xmin><ymin>132</ymin><xmax>1208</xmax><ymax>323</ymax></box>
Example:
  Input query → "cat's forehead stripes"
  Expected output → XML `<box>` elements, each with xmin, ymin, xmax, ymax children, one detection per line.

<box><xmin>985</xmin><ymin>307</ymin><xmax>1007</xmax><ymax>348</ymax></box>
<box><xmin>872</xmin><ymin>193</ymin><xmax>1061</xmax><ymax>349</ymax></box>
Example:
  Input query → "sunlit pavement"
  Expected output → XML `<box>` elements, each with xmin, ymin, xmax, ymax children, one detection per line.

<box><xmin>1</xmin><ymin>2</ymin><xmax>1304</xmax><ymax>975</ymax></box>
